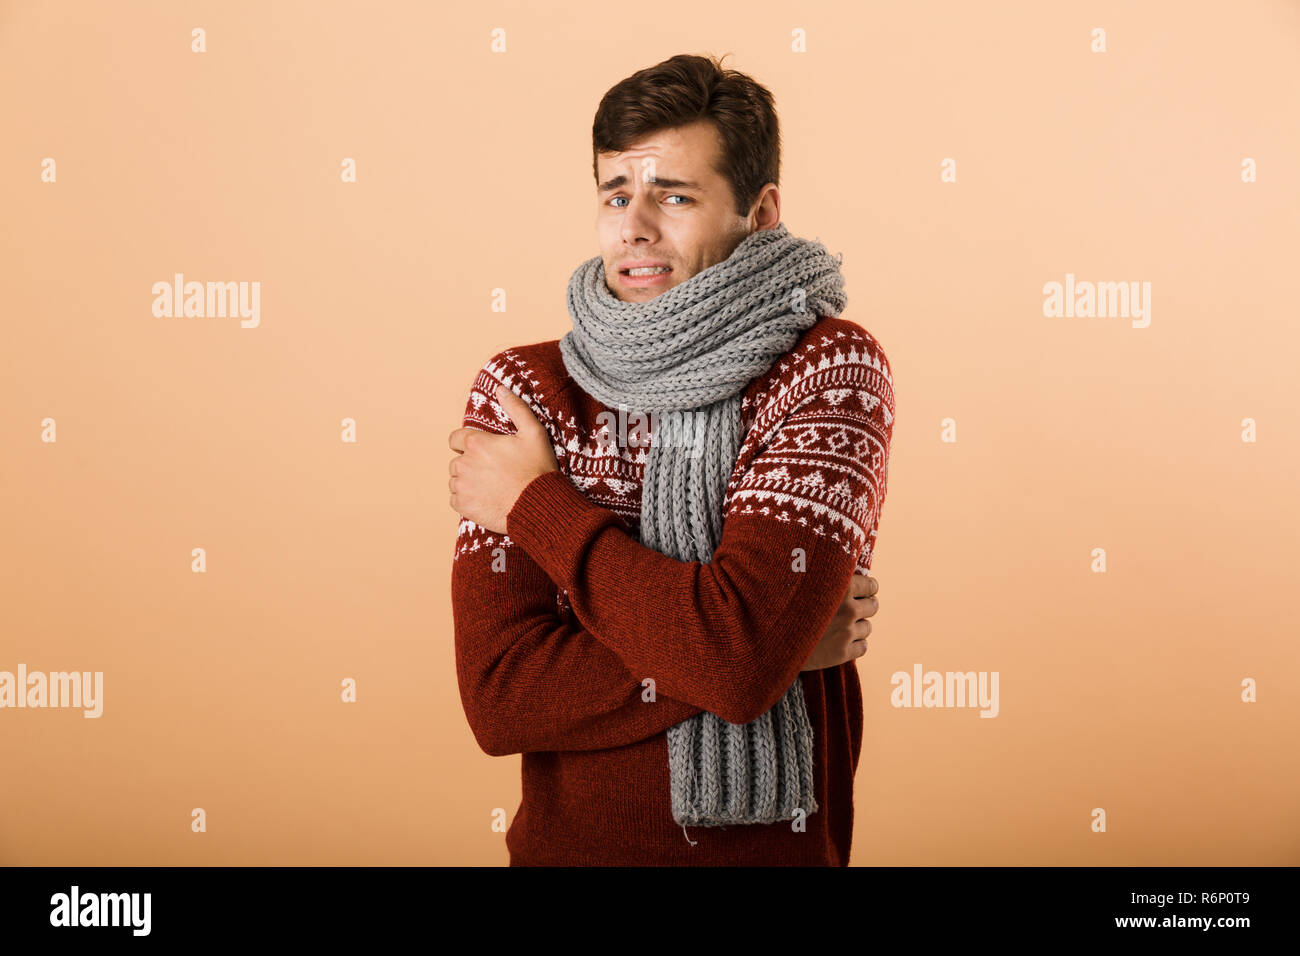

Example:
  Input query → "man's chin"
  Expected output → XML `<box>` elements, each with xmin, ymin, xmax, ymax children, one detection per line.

<box><xmin>606</xmin><ymin>281</ymin><xmax>676</xmax><ymax>303</ymax></box>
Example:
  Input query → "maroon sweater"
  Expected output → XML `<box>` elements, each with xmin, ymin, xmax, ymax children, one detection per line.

<box><xmin>451</xmin><ymin>315</ymin><xmax>895</xmax><ymax>865</ymax></box>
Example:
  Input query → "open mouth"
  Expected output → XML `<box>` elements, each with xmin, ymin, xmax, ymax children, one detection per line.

<box><xmin>619</xmin><ymin>265</ymin><xmax>673</xmax><ymax>285</ymax></box>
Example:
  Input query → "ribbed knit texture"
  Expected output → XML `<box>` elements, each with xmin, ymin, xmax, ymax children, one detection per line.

<box><xmin>558</xmin><ymin>224</ymin><xmax>847</xmax><ymax>832</ymax></box>
<box><xmin>451</xmin><ymin>315</ymin><xmax>895</xmax><ymax>865</ymax></box>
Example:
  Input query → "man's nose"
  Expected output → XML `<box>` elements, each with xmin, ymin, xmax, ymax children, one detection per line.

<box><xmin>620</xmin><ymin>192</ymin><xmax>660</xmax><ymax>244</ymax></box>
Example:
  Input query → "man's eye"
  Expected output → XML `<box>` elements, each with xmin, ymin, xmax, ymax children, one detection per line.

<box><xmin>608</xmin><ymin>195</ymin><xmax>692</xmax><ymax>207</ymax></box>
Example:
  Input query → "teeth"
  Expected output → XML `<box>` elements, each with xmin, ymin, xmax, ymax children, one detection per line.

<box><xmin>627</xmin><ymin>266</ymin><xmax>670</xmax><ymax>276</ymax></box>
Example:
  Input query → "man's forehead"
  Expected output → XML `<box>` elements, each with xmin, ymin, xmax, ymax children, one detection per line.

<box><xmin>596</xmin><ymin>169</ymin><xmax>705</xmax><ymax>191</ymax></box>
<box><xmin>596</xmin><ymin>123</ymin><xmax>721</xmax><ymax>179</ymax></box>
<box><xmin>596</xmin><ymin>156</ymin><xmax>717</xmax><ymax>189</ymax></box>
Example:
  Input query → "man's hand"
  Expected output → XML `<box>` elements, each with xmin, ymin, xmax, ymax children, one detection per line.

<box><xmin>448</xmin><ymin>384</ymin><xmax>559</xmax><ymax>535</ymax></box>
<box><xmin>800</xmin><ymin>573</ymin><xmax>879</xmax><ymax>672</ymax></box>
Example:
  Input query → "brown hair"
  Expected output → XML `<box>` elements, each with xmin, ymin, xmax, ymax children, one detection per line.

<box><xmin>592</xmin><ymin>53</ymin><xmax>781</xmax><ymax>218</ymax></box>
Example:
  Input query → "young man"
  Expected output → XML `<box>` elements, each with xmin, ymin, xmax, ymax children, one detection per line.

<box><xmin>447</xmin><ymin>53</ymin><xmax>895</xmax><ymax>866</ymax></box>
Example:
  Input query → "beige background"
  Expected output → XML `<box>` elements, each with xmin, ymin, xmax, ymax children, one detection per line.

<box><xmin>2</xmin><ymin>0</ymin><xmax>1297</xmax><ymax>865</ymax></box>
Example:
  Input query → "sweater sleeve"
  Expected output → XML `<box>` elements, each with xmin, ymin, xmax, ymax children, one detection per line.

<box><xmin>506</xmin><ymin>339</ymin><xmax>895</xmax><ymax>727</ymax></box>
<box><xmin>451</xmin><ymin>356</ymin><xmax>706</xmax><ymax>756</ymax></box>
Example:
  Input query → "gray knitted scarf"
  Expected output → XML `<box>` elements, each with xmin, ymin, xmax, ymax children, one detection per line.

<box><xmin>558</xmin><ymin>222</ymin><xmax>848</xmax><ymax>838</ymax></box>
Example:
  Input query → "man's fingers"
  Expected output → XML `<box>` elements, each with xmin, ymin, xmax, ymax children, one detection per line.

<box><xmin>495</xmin><ymin>384</ymin><xmax>540</xmax><ymax>434</ymax></box>
<box><xmin>850</xmin><ymin>573</ymin><xmax>875</xmax><ymax>598</ymax></box>
<box><xmin>450</xmin><ymin>427</ymin><xmax>497</xmax><ymax>454</ymax></box>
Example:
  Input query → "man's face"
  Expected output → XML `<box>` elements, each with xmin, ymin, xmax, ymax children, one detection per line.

<box><xmin>595</xmin><ymin>120</ymin><xmax>772</xmax><ymax>302</ymax></box>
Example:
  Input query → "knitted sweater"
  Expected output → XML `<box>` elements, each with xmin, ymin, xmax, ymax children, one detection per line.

<box><xmin>451</xmin><ymin>314</ymin><xmax>895</xmax><ymax>866</ymax></box>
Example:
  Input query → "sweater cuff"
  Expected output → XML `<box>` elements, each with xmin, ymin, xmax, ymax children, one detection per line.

<box><xmin>506</xmin><ymin>470</ymin><xmax>624</xmax><ymax>589</ymax></box>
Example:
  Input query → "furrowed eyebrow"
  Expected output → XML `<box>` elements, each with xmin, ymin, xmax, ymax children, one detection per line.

<box><xmin>597</xmin><ymin>174</ymin><xmax>702</xmax><ymax>192</ymax></box>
